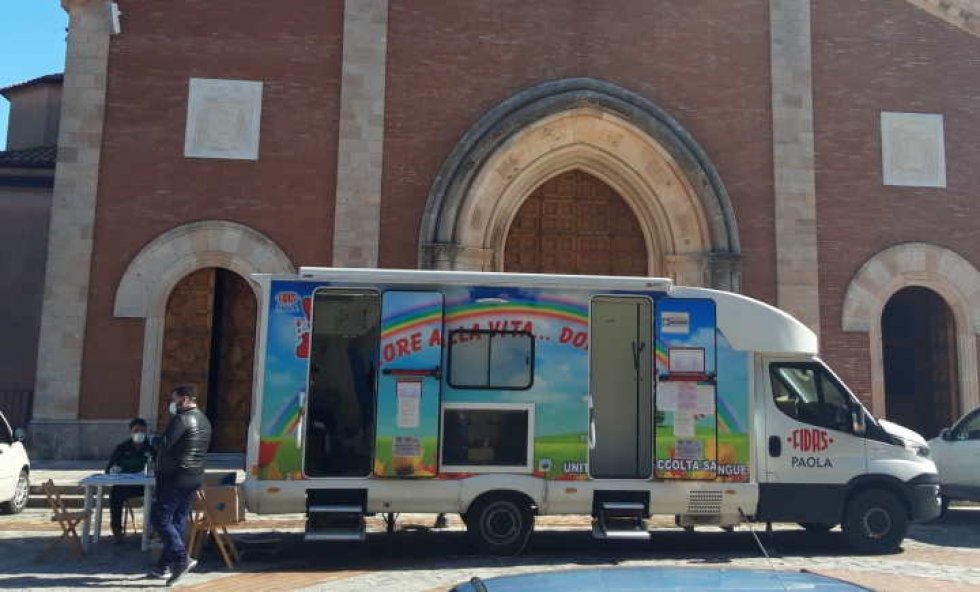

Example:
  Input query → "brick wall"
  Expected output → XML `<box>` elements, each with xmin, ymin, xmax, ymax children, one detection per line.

<box><xmin>78</xmin><ymin>0</ymin><xmax>344</xmax><ymax>416</ymax></box>
<box><xmin>813</xmin><ymin>0</ymin><xmax>980</xmax><ymax>402</ymax></box>
<box><xmin>380</xmin><ymin>0</ymin><xmax>777</xmax><ymax>304</ymax></box>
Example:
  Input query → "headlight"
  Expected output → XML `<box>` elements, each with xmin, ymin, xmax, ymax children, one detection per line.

<box><xmin>905</xmin><ymin>442</ymin><xmax>931</xmax><ymax>457</ymax></box>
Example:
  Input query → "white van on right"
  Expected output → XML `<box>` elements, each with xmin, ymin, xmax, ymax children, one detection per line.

<box><xmin>929</xmin><ymin>406</ymin><xmax>980</xmax><ymax>510</ymax></box>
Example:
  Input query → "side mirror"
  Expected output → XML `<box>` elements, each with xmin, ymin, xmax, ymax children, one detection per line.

<box><xmin>12</xmin><ymin>428</ymin><xmax>25</xmax><ymax>442</ymax></box>
<box><xmin>851</xmin><ymin>409</ymin><xmax>867</xmax><ymax>436</ymax></box>
<box><xmin>939</xmin><ymin>428</ymin><xmax>952</xmax><ymax>441</ymax></box>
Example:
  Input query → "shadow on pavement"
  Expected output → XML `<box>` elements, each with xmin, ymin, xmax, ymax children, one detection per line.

<box><xmin>906</xmin><ymin>507</ymin><xmax>980</xmax><ymax>549</ymax></box>
<box><xmin>1</xmin><ymin>515</ymin><xmax>974</xmax><ymax>587</ymax></box>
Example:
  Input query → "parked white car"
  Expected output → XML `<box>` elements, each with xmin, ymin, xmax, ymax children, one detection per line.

<box><xmin>0</xmin><ymin>410</ymin><xmax>30</xmax><ymax>514</ymax></box>
<box><xmin>929</xmin><ymin>407</ymin><xmax>980</xmax><ymax>510</ymax></box>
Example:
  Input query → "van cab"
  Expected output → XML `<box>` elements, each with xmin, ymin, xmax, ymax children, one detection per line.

<box><xmin>0</xmin><ymin>410</ymin><xmax>30</xmax><ymax>515</ymax></box>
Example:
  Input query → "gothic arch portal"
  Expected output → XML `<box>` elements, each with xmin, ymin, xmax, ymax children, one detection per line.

<box><xmin>419</xmin><ymin>78</ymin><xmax>741</xmax><ymax>289</ymax></box>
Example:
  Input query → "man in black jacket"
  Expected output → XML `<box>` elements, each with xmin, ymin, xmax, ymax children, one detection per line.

<box><xmin>148</xmin><ymin>385</ymin><xmax>212</xmax><ymax>586</ymax></box>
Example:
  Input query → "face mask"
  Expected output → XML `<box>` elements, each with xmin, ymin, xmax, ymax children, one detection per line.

<box><xmin>168</xmin><ymin>401</ymin><xmax>178</xmax><ymax>415</ymax></box>
<box><xmin>131</xmin><ymin>432</ymin><xmax>146</xmax><ymax>444</ymax></box>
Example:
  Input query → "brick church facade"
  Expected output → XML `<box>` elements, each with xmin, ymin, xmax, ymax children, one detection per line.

<box><xmin>29</xmin><ymin>0</ymin><xmax>980</xmax><ymax>458</ymax></box>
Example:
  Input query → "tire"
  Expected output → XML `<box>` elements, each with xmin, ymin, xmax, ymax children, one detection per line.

<box><xmin>465</xmin><ymin>496</ymin><xmax>534</xmax><ymax>556</ymax></box>
<box><xmin>940</xmin><ymin>495</ymin><xmax>951</xmax><ymax>517</ymax></box>
<box><xmin>799</xmin><ymin>522</ymin><xmax>835</xmax><ymax>533</ymax></box>
<box><xmin>842</xmin><ymin>489</ymin><xmax>908</xmax><ymax>554</ymax></box>
<box><xmin>0</xmin><ymin>470</ymin><xmax>29</xmax><ymax>515</ymax></box>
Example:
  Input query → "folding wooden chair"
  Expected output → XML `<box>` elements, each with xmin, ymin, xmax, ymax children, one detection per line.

<box><xmin>41</xmin><ymin>479</ymin><xmax>90</xmax><ymax>558</ymax></box>
<box><xmin>122</xmin><ymin>497</ymin><xmax>142</xmax><ymax>535</ymax></box>
<box><xmin>187</xmin><ymin>488</ymin><xmax>240</xmax><ymax>568</ymax></box>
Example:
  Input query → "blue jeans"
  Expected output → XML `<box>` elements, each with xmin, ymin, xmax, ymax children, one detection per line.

<box><xmin>150</xmin><ymin>482</ymin><xmax>198</xmax><ymax>566</ymax></box>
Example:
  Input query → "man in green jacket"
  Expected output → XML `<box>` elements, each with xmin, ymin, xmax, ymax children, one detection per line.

<box><xmin>105</xmin><ymin>418</ymin><xmax>154</xmax><ymax>543</ymax></box>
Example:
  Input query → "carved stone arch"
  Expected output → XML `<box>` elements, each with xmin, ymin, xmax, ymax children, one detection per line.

<box><xmin>842</xmin><ymin>242</ymin><xmax>980</xmax><ymax>416</ymax></box>
<box><xmin>114</xmin><ymin>220</ymin><xmax>295</xmax><ymax>424</ymax></box>
<box><xmin>419</xmin><ymin>77</ymin><xmax>741</xmax><ymax>289</ymax></box>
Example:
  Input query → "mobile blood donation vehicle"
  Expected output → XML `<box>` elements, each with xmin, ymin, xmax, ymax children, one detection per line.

<box><xmin>243</xmin><ymin>268</ymin><xmax>940</xmax><ymax>554</ymax></box>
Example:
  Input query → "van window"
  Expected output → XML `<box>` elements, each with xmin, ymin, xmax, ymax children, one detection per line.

<box><xmin>770</xmin><ymin>363</ymin><xmax>855</xmax><ymax>433</ymax></box>
<box><xmin>448</xmin><ymin>330</ymin><xmax>533</xmax><ymax>390</ymax></box>
<box><xmin>441</xmin><ymin>406</ymin><xmax>532</xmax><ymax>469</ymax></box>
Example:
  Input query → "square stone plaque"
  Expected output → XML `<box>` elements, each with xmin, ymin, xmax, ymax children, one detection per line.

<box><xmin>184</xmin><ymin>78</ymin><xmax>264</xmax><ymax>161</ymax></box>
<box><xmin>881</xmin><ymin>112</ymin><xmax>946</xmax><ymax>188</ymax></box>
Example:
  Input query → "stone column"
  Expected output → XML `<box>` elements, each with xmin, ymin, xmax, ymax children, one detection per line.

<box><xmin>32</xmin><ymin>0</ymin><xmax>111</xmax><ymax>458</ymax></box>
<box><xmin>770</xmin><ymin>0</ymin><xmax>821</xmax><ymax>335</ymax></box>
<box><xmin>332</xmin><ymin>0</ymin><xmax>389</xmax><ymax>267</ymax></box>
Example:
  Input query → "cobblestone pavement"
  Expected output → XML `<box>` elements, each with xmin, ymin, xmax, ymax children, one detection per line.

<box><xmin>0</xmin><ymin>507</ymin><xmax>978</xmax><ymax>591</ymax></box>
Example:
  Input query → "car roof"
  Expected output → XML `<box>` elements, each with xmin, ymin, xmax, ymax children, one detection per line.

<box><xmin>451</xmin><ymin>567</ymin><xmax>869</xmax><ymax>592</ymax></box>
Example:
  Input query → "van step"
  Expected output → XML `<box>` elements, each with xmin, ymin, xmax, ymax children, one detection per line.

<box><xmin>601</xmin><ymin>501</ymin><xmax>646</xmax><ymax>514</ymax></box>
<box><xmin>592</xmin><ymin>491</ymin><xmax>650</xmax><ymax>541</ymax></box>
<box><xmin>304</xmin><ymin>528</ymin><xmax>366</xmax><ymax>542</ymax></box>
<box><xmin>592</xmin><ymin>523</ymin><xmax>651</xmax><ymax>540</ymax></box>
<box><xmin>304</xmin><ymin>489</ymin><xmax>368</xmax><ymax>544</ymax></box>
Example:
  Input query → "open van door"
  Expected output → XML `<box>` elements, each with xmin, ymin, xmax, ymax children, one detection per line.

<box><xmin>654</xmin><ymin>298</ymin><xmax>718</xmax><ymax>481</ymax></box>
<box><xmin>373</xmin><ymin>291</ymin><xmax>444</xmax><ymax>478</ymax></box>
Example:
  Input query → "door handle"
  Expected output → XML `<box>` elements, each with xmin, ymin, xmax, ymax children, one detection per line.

<box><xmin>588</xmin><ymin>395</ymin><xmax>597</xmax><ymax>450</ymax></box>
<box><xmin>383</xmin><ymin>367</ymin><xmax>441</xmax><ymax>378</ymax></box>
<box><xmin>768</xmin><ymin>435</ymin><xmax>782</xmax><ymax>457</ymax></box>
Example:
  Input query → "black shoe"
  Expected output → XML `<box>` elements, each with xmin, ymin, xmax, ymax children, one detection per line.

<box><xmin>166</xmin><ymin>558</ymin><xmax>197</xmax><ymax>587</ymax></box>
<box><xmin>145</xmin><ymin>564</ymin><xmax>168</xmax><ymax>579</ymax></box>
<box><xmin>433</xmin><ymin>514</ymin><xmax>448</xmax><ymax>529</ymax></box>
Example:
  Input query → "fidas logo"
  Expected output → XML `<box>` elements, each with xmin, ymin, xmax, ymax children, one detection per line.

<box><xmin>788</xmin><ymin>428</ymin><xmax>834</xmax><ymax>452</ymax></box>
<box><xmin>788</xmin><ymin>428</ymin><xmax>835</xmax><ymax>469</ymax></box>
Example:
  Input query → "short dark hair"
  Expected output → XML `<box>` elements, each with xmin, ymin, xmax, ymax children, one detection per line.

<box><xmin>171</xmin><ymin>384</ymin><xmax>197</xmax><ymax>401</ymax></box>
<box><xmin>129</xmin><ymin>418</ymin><xmax>147</xmax><ymax>430</ymax></box>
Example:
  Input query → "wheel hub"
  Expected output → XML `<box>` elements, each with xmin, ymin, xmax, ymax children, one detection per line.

<box><xmin>862</xmin><ymin>507</ymin><xmax>892</xmax><ymax>539</ymax></box>
<box><xmin>482</xmin><ymin>503</ymin><xmax>520</xmax><ymax>545</ymax></box>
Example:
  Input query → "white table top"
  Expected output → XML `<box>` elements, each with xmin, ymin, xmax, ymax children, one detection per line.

<box><xmin>79</xmin><ymin>472</ymin><xmax>155</xmax><ymax>486</ymax></box>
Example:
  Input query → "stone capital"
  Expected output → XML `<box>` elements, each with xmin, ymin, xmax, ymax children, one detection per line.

<box><xmin>665</xmin><ymin>252</ymin><xmax>742</xmax><ymax>292</ymax></box>
<box><xmin>420</xmin><ymin>243</ymin><xmax>494</xmax><ymax>272</ymax></box>
<box><xmin>61</xmin><ymin>0</ymin><xmax>102</xmax><ymax>11</ymax></box>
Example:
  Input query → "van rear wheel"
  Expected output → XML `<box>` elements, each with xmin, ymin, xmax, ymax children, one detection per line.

<box><xmin>465</xmin><ymin>496</ymin><xmax>533</xmax><ymax>556</ymax></box>
<box><xmin>842</xmin><ymin>489</ymin><xmax>907</xmax><ymax>554</ymax></box>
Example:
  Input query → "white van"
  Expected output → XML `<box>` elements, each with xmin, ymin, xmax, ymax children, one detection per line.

<box><xmin>0</xmin><ymin>410</ymin><xmax>30</xmax><ymax>515</ymax></box>
<box><xmin>243</xmin><ymin>269</ymin><xmax>940</xmax><ymax>554</ymax></box>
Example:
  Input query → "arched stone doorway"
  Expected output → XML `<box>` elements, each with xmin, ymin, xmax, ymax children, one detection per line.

<box><xmin>419</xmin><ymin>78</ymin><xmax>741</xmax><ymax>290</ymax></box>
<box><xmin>114</xmin><ymin>220</ymin><xmax>295</xmax><ymax>450</ymax></box>
<box><xmin>882</xmin><ymin>287</ymin><xmax>959</xmax><ymax>438</ymax></box>
<box><xmin>504</xmin><ymin>170</ymin><xmax>648</xmax><ymax>276</ymax></box>
<box><xmin>842</xmin><ymin>242</ymin><xmax>980</xmax><ymax>420</ymax></box>
<box><xmin>158</xmin><ymin>268</ymin><xmax>257</xmax><ymax>452</ymax></box>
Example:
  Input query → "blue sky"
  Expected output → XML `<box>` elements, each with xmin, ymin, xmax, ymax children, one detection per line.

<box><xmin>1</xmin><ymin>1</ymin><xmax>68</xmax><ymax>150</ymax></box>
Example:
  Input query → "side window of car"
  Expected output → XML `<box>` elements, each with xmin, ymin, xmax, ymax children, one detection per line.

<box><xmin>770</xmin><ymin>363</ymin><xmax>854</xmax><ymax>433</ymax></box>
<box><xmin>953</xmin><ymin>411</ymin><xmax>980</xmax><ymax>441</ymax></box>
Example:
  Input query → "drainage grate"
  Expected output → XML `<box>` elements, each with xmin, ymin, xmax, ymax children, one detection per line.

<box><xmin>687</xmin><ymin>490</ymin><xmax>723</xmax><ymax>515</ymax></box>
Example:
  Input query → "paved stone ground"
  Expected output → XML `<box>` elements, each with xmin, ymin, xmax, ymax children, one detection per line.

<box><xmin>1</xmin><ymin>507</ymin><xmax>978</xmax><ymax>591</ymax></box>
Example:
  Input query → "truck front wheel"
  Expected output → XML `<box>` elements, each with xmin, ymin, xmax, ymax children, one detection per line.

<box><xmin>842</xmin><ymin>489</ymin><xmax>907</xmax><ymax>554</ymax></box>
<box><xmin>465</xmin><ymin>495</ymin><xmax>534</xmax><ymax>556</ymax></box>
